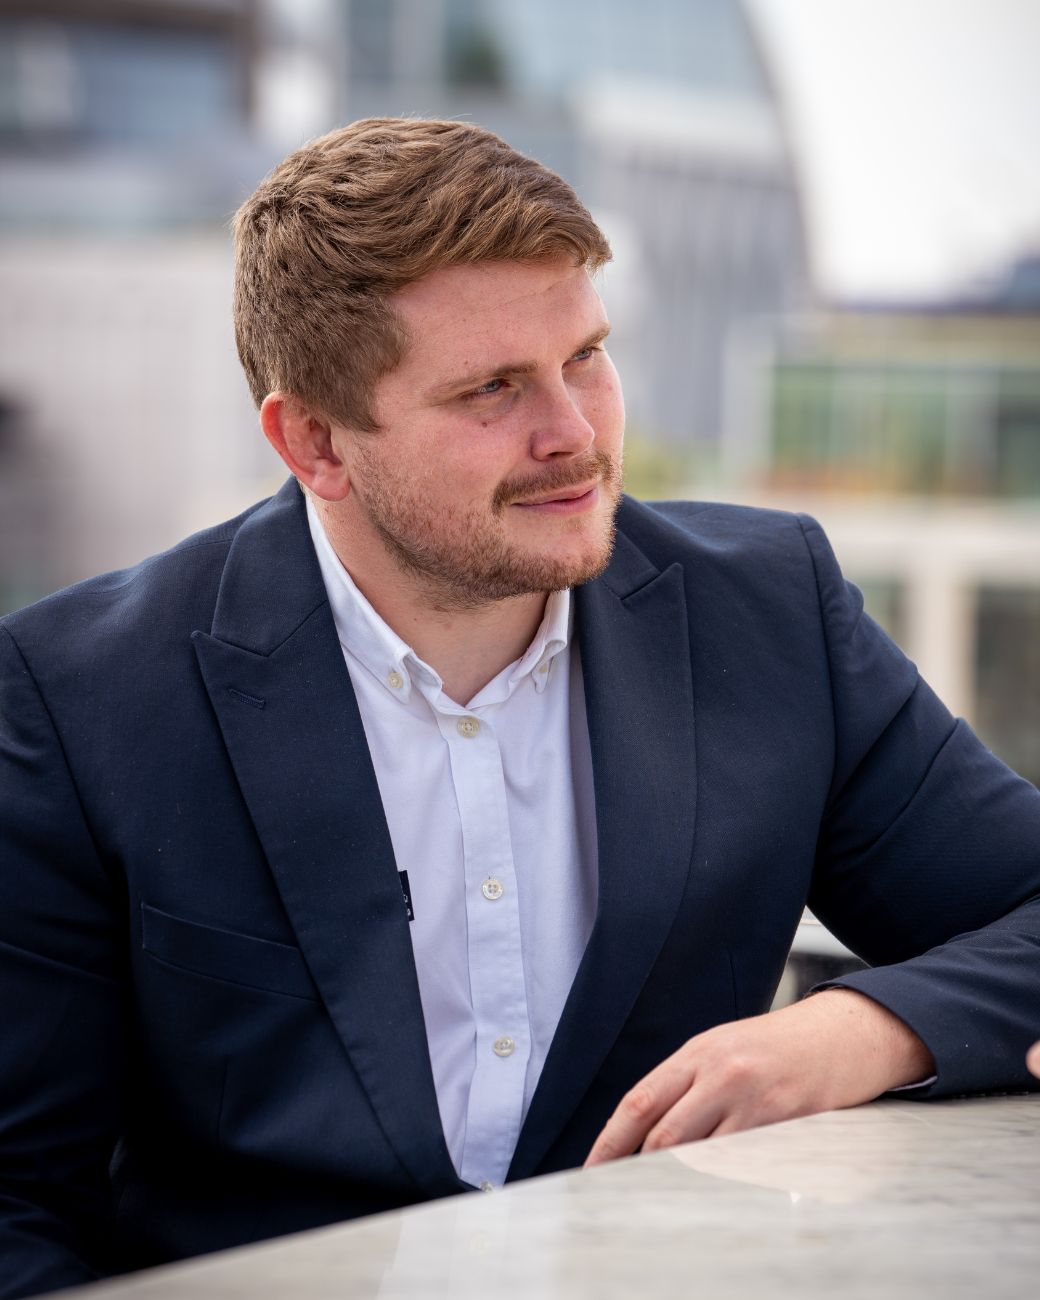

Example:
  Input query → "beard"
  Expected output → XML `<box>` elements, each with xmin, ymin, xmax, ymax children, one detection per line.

<box><xmin>350</xmin><ymin>448</ymin><xmax>622</xmax><ymax>610</ymax></box>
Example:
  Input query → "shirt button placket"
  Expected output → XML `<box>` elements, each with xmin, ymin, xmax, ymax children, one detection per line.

<box><xmin>444</xmin><ymin>707</ymin><xmax>530</xmax><ymax>1189</ymax></box>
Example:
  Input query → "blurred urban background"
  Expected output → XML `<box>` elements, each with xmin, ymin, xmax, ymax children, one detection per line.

<box><xmin>1</xmin><ymin>0</ymin><xmax>1038</xmax><ymax>810</ymax></box>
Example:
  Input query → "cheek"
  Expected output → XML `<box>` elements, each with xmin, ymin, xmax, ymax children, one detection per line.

<box><xmin>586</xmin><ymin>371</ymin><xmax>626</xmax><ymax>447</ymax></box>
<box><xmin>427</xmin><ymin>445</ymin><xmax>510</xmax><ymax>500</ymax></box>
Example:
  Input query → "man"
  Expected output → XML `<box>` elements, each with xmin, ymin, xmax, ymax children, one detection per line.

<box><xmin>1</xmin><ymin>118</ymin><xmax>1038</xmax><ymax>1299</ymax></box>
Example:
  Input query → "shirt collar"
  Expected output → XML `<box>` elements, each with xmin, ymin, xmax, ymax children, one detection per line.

<box><xmin>305</xmin><ymin>495</ymin><xmax>571</xmax><ymax>707</ymax></box>
<box><xmin>306</xmin><ymin>495</ymin><xmax>418</xmax><ymax>699</ymax></box>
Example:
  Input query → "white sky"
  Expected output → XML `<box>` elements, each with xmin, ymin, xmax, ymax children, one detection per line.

<box><xmin>746</xmin><ymin>0</ymin><xmax>1040</xmax><ymax>299</ymax></box>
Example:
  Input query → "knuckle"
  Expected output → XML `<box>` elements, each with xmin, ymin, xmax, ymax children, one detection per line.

<box><xmin>621</xmin><ymin>1083</ymin><xmax>657</xmax><ymax>1121</ymax></box>
<box><xmin>643</xmin><ymin>1124</ymin><xmax>680</xmax><ymax>1153</ymax></box>
<box><xmin>721</xmin><ymin>1053</ymin><xmax>755</xmax><ymax>1087</ymax></box>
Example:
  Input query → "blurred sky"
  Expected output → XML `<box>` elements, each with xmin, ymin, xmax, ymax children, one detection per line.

<box><xmin>749</xmin><ymin>0</ymin><xmax>1040</xmax><ymax>300</ymax></box>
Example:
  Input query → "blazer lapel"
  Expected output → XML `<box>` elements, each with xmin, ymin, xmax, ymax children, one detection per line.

<box><xmin>509</xmin><ymin>526</ymin><xmax>698</xmax><ymax>1179</ymax></box>
<box><xmin>192</xmin><ymin>479</ymin><xmax>462</xmax><ymax>1197</ymax></box>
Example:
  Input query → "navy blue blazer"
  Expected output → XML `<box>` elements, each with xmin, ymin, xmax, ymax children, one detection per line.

<box><xmin>2</xmin><ymin>479</ymin><xmax>1039</xmax><ymax>1297</ymax></box>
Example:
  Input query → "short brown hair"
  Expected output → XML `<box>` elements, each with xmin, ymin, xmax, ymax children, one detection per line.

<box><xmin>232</xmin><ymin>117</ymin><xmax>612</xmax><ymax>431</ymax></box>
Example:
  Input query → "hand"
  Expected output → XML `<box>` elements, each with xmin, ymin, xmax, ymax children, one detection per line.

<box><xmin>584</xmin><ymin>988</ymin><xmax>935</xmax><ymax>1166</ymax></box>
<box><xmin>1028</xmin><ymin>1041</ymin><xmax>1040</xmax><ymax>1079</ymax></box>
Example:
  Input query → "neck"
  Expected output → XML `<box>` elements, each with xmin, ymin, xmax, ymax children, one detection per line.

<box><xmin>377</xmin><ymin>589</ymin><xmax>548</xmax><ymax>707</ymax></box>
<box><xmin>315</xmin><ymin>498</ymin><xmax>548</xmax><ymax>707</ymax></box>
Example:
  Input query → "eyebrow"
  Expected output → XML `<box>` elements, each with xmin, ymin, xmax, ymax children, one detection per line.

<box><xmin>424</xmin><ymin>324</ymin><xmax>612</xmax><ymax>400</ymax></box>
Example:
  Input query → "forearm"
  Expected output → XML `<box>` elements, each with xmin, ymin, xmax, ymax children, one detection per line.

<box><xmin>793</xmin><ymin>987</ymin><xmax>935</xmax><ymax>1106</ymax></box>
<box><xmin>820</xmin><ymin>902</ymin><xmax>1040</xmax><ymax>1097</ymax></box>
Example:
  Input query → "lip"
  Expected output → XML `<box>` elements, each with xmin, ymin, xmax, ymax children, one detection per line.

<box><xmin>511</xmin><ymin>482</ymin><xmax>600</xmax><ymax>515</ymax></box>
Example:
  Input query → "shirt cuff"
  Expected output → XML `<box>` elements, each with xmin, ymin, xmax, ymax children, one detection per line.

<box><xmin>887</xmin><ymin>1075</ymin><xmax>938</xmax><ymax>1092</ymax></box>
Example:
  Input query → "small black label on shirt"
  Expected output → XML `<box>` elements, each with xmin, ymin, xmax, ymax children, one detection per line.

<box><xmin>399</xmin><ymin>870</ymin><xmax>414</xmax><ymax>922</ymax></box>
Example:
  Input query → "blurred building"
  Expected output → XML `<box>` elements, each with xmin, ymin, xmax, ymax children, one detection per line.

<box><xmin>724</xmin><ymin>255</ymin><xmax>1040</xmax><ymax>497</ymax></box>
<box><xmin>0</xmin><ymin>236</ymin><xmax>276</xmax><ymax>599</ymax></box>
<box><xmin>0</xmin><ymin>0</ymin><xmax>282</xmax><ymax>607</ymax></box>
<box><xmin>0</xmin><ymin>1</ymin><xmax>265</xmax><ymax>227</ymax></box>
<box><xmin>579</xmin><ymin>79</ymin><xmax>807</xmax><ymax>449</ymax></box>
<box><xmin>719</xmin><ymin>254</ymin><xmax>1040</xmax><ymax>785</ymax></box>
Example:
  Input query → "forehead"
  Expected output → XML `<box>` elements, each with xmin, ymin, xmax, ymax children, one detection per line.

<box><xmin>391</xmin><ymin>259</ymin><xmax>608</xmax><ymax>373</ymax></box>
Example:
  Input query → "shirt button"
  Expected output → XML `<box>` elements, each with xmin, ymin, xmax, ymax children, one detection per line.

<box><xmin>538</xmin><ymin>662</ymin><xmax>550</xmax><ymax>674</ymax></box>
<box><xmin>492</xmin><ymin>1035</ymin><xmax>515</xmax><ymax>1058</ymax></box>
<box><xmin>481</xmin><ymin>877</ymin><xmax>504</xmax><ymax>901</ymax></box>
<box><xmin>387</xmin><ymin>670</ymin><xmax>404</xmax><ymax>689</ymax></box>
<box><xmin>456</xmin><ymin>716</ymin><xmax>480</xmax><ymax>738</ymax></box>
<box><xmin>479</xmin><ymin>1180</ymin><xmax>494</xmax><ymax>1192</ymax></box>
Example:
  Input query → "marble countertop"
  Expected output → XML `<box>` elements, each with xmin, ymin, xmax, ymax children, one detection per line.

<box><xmin>68</xmin><ymin>1096</ymin><xmax>1040</xmax><ymax>1300</ymax></box>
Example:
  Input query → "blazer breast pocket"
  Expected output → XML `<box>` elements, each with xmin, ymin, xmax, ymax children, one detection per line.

<box><xmin>141</xmin><ymin>902</ymin><xmax>319</xmax><ymax>1001</ymax></box>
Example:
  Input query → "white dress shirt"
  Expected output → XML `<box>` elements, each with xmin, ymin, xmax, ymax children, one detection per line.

<box><xmin>306</xmin><ymin>499</ymin><xmax>598</xmax><ymax>1189</ymax></box>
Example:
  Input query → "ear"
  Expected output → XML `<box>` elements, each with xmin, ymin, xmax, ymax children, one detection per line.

<box><xmin>259</xmin><ymin>392</ymin><xmax>352</xmax><ymax>501</ymax></box>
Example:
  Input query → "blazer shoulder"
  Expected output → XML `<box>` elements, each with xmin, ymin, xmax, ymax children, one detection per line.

<box><xmin>616</xmin><ymin>494</ymin><xmax>819</xmax><ymax>574</ymax></box>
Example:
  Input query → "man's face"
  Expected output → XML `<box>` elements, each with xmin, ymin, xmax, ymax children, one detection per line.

<box><xmin>336</xmin><ymin>258</ymin><xmax>625</xmax><ymax>608</ymax></box>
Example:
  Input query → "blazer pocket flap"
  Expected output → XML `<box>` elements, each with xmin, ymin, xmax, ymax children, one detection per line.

<box><xmin>141</xmin><ymin>902</ymin><xmax>318</xmax><ymax>1001</ymax></box>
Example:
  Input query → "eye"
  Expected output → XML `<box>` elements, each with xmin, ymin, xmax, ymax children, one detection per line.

<box><xmin>569</xmin><ymin>345</ymin><xmax>598</xmax><ymax>364</ymax></box>
<box><xmin>462</xmin><ymin>377</ymin><xmax>505</xmax><ymax>401</ymax></box>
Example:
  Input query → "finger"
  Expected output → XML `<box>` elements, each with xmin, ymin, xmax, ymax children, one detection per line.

<box><xmin>584</xmin><ymin>1059</ymin><xmax>694</xmax><ymax>1167</ymax></box>
<box><xmin>641</xmin><ymin>1090</ymin><xmax>725</xmax><ymax>1153</ymax></box>
<box><xmin>707</xmin><ymin>1113</ymin><xmax>743</xmax><ymax>1138</ymax></box>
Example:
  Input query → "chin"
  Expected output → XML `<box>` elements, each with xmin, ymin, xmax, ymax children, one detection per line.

<box><xmin>533</xmin><ymin>535</ymin><xmax>617</xmax><ymax>592</ymax></box>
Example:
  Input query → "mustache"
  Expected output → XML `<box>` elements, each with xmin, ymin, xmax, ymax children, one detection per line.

<box><xmin>492</xmin><ymin>450</ymin><xmax>620</xmax><ymax>512</ymax></box>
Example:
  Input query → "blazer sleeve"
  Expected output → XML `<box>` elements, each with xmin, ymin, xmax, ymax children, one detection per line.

<box><xmin>797</xmin><ymin>515</ymin><xmax>1040</xmax><ymax>1097</ymax></box>
<box><xmin>0</xmin><ymin>624</ymin><xmax>127</xmax><ymax>1298</ymax></box>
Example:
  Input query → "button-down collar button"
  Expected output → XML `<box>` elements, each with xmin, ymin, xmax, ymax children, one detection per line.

<box><xmin>387</xmin><ymin>670</ymin><xmax>404</xmax><ymax>689</ymax></box>
<box><xmin>481</xmin><ymin>877</ymin><xmax>504</xmax><ymax>901</ymax></box>
<box><xmin>456</xmin><ymin>716</ymin><xmax>480</xmax><ymax>739</ymax></box>
<box><xmin>479</xmin><ymin>1180</ymin><xmax>495</xmax><ymax>1192</ymax></box>
<box><xmin>538</xmin><ymin>662</ymin><xmax>550</xmax><ymax>674</ymax></box>
<box><xmin>492</xmin><ymin>1035</ymin><xmax>515</xmax><ymax>1058</ymax></box>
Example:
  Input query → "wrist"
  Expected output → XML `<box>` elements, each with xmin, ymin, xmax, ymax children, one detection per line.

<box><xmin>795</xmin><ymin>987</ymin><xmax>935</xmax><ymax>1104</ymax></box>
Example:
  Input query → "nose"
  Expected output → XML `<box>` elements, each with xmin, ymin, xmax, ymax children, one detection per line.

<box><xmin>529</xmin><ymin>382</ymin><xmax>596</xmax><ymax>461</ymax></box>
